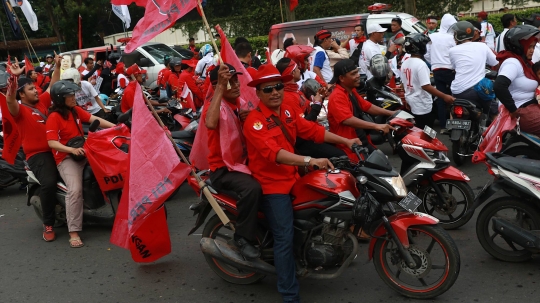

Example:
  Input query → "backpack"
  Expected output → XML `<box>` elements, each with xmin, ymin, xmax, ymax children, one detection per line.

<box><xmin>350</xmin><ymin>44</ymin><xmax>362</xmax><ymax>65</ymax></box>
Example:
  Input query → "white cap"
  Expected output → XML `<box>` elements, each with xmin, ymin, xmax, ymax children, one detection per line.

<box><xmin>367</xmin><ymin>24</ymin><xmax>388</xmax><ymax>35</ymax></box>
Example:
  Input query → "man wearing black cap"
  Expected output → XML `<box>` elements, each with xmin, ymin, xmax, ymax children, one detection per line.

<box><xmin>328</xmin><ymin>59</ymin><xmax>396</xmax><ymax>158</ymax></box>
<box><xmin>204</xmin><ymin>63</ymin><xmax>262</xmax><ymax>260</ymax></box>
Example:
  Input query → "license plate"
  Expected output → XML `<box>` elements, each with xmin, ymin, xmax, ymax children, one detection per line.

<box><xmin>398</xmin><ymin>192</ymin><xmax>423</xmax><ymax>213</ymax></box>
<box><xmin>446</xmin><ymin>119</ymin><xmax>471</xmax><ymax>130</ymax></box>
<box><xmin>423</xmin><ymin>125</ymin><xmax>437</xmax><ymax>139</ymax></box>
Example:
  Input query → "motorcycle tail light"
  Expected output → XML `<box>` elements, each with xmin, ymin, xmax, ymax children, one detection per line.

<box><xmin>454</xmin><ymin>106</ymin><xmax>463</xmax><ymax>118</ymax></box>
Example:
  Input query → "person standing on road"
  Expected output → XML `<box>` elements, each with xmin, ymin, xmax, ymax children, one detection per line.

<box><xmin>495</xmin><ymin>14</ymin><xmax>517</xmax><ymax>53</ymax></box>
<box><xmin>478</xmin><ymin>11</ymin><xmax>496</xmax><ymax>51</ymax></box>
<box><xmin>5</xmin><ymin>55</ymin><xmax>62</xmax><ymax>242</ymax></box>
<box><xmin>387</xmin><ymin>18</ymin><xmax>405</xmax><ymax>58</ymax></box>
<box><xmin>359</xmin><ymin>24</ymin><xmax>387</xmax><ymax>80</ymax></box>
<box><xmin>243</xmin><ymin>64</ymin><xmax>361</xmax><ymax>303</ymax></box>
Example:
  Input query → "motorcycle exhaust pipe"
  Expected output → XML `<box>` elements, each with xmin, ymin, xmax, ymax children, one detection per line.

<box><xmin>492</xmin><ymin>217</ymin><xmax>540</xmax><ymax>249</ymax></box>
<box><xmin>200</xmin><ymin>237</ymin><xmax>276</xmax><ymax>276</ymax></box>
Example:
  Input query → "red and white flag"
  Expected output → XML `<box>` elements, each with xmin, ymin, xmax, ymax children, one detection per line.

<box><xmin>180</xmin><ymin>84</ymin><xmax>196</xmax><ymax>111</ymax></box>
<box><xmin>24</xmin><ymin>54</ymin><xmax>33</xmax><ymax>71</ymax></box>
<box><xmin>111</xmin><ymin>0</ymin><xmax>198</xmax><ymax>53</ymax></box>
<box><xmin>110</xmin><ymin>83</ymin><xmax>191</xmax><ymax>263</ymax></box>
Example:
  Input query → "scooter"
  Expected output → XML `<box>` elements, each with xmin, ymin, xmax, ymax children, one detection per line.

<box><xmin>500</xmin><ymin>129</ymin><xmax>540</xmax><ymax>160</ymax></box>
<box><xmin>187</xmin><ymin>146</ymin><xmax>461</xmax><ymax>299</ymax></box>
<box><xmin>26</xmin><ymin>119</ymin><xmax>129</xmax><ymax>226</ymax></box>
<box><xmin>470</xmin><ymin>152</ymin><xmax>540</xmax><ymax>262</ymax></box>
<box><xmin>388</xmin><ymin>111</ymin><xmax>475</xmax><ymax>229</ymax></box>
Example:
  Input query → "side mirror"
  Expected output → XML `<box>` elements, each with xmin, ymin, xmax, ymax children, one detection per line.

<box><xmin>139</xmin><ymin>57</ymin><xmax>154</xmax><ymax>67</ymax></box>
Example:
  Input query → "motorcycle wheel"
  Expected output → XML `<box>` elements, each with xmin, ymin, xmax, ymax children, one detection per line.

<box><xmin>201</xmin><ymin>214</ymin><xmax>266</xmax><ymax>285</ymax></box>
<box><xmin>476</xmin><ymin>197</ymin><xmax>540</xmax><ymax>262</ymax></box>
<box><xmin>30</xmin><ymin>187</ymin><xmax>66</xmax><ymax>227</ymax></box>
<box><xmin>451</xmin><ymin>140</ymin><xmax>466</xmax><ymax>166</ymax></box>
<box><xmin>373</xmin><ymin>225</ymin><xmax>460</xmax><ymax>299</ymax></box>
<box><xmin>418</xmin><ymin>180</ymin><xmax>474</xmax><ymax>230</ymax></box>
<box><xmin>502</xmin><ymin>146</ymin><xmax>540</xmax><ymax>160</ymax></box>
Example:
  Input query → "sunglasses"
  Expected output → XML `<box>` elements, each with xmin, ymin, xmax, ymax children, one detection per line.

<box><xmin>260</xmin><ymin>83</ymin><xmax>285</xmax><ymax>94</ymax></box>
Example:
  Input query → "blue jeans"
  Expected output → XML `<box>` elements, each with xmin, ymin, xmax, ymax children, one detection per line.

<box><xmin>261</xmin><ymin>194</ymin><xmax>300</xmax><ymax>303</ymax></box>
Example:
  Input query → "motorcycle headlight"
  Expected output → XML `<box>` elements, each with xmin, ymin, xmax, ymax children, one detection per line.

<box><xmin>381</xmin><ymin>176</ymin><xmax>408</xmax><ymax>198</ymax></box>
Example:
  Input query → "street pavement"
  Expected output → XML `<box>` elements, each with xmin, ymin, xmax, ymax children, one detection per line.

<box><xmin>1</xmin><ymin>131</ymin><xmax>539</xmax><ymax>303</ymax></box>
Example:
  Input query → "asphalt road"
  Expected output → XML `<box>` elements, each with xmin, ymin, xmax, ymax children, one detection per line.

<box><xmin>1</xmin><ymin>132</ymin><xmax>539</xmax><ymax>303</ymax></box>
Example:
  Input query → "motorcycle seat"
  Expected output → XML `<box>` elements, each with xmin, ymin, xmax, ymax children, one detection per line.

<box><xmin>453</xmin><ymin>99</ymin><xmax>476</xmax><ymax>108</ymax></box>
<box><xmin>204</xmin><ymin>179</ymin><xmax>240</xmax><ymax>201</ymax></box>
<box><xmin>497</xmin><ymin>156</ymin><xmax>540</xmax><ymax>177</ymax></box>
<box><xmin>171</xmin><ymin>130</ymin><xmax>194</xmax><ymax>140</ymax></box>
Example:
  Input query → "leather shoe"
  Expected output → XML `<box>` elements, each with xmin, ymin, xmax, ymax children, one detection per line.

<box><xmin>233</xmin><ymin>235</ymin><xmax>260</xmax><ymax>260</ymax></box>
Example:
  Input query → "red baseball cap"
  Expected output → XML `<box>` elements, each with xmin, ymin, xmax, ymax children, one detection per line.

<box><xmin>247</xmin><ymin>64</ymin><xmax>293</xmax><ymax>87</ymax></box>
<box><xmin>115</xmin><ymin>62</ymin><xmax>125</xmax><ymax>75</ymax></box>
<box><xmin>126</xmin><ymin>63</ymin><xmax>147</xmax><ymax>76</ymax></box>
<box><xmin>181</xmin><ymin>58</ymin><xmax>198</xmax><ymax>68</ymax></box>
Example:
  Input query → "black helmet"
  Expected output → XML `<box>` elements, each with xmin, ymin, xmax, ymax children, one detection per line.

<box><xmin>50</xmin><ymin>80</ymin><xmax>80</xmax><ymax>105</ymax></box>
<box><xmin>504</xmin><ymin>25</ymin><xmax>540</xmax><ymax>56</ymax></box>
<box><xmin>168</xmin><ymin>57</ymin><xmax>182</xmax><ymax>70</ymax></box>
<box><xmin>403</xmin><ymin>33</ymin><xmax>431</xmax><ymax>56</ymax></box>
<box><xmin>451</xmin><ymin>21</ymin><xmax>475</xmax><ymax>43</ymax></box>
<box><xmin>46</xmin><ymin>54</ymin><xmax>53</xmax><ymax>59</ymax></box>
<box><xmin>301</xmin><ymin>79</ymin><xmax>321</xmax><ymax>101</ymax></box>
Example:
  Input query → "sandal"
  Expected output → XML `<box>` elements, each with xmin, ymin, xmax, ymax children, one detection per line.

<box><xmin>69</xmin><ymin>237</ymin><xmax>84</xmax><ymax>248</ymax></box>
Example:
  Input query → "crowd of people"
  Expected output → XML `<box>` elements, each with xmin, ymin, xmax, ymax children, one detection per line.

<box><xmin>4</xmin><ymin>9</ymin><xmax>540</xmax><ymax>303</ymax></box>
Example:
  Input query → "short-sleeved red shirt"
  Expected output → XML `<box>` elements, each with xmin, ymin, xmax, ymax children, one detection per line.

<box><xmin>327</xmin><ymin>84</ymin><xmax>372</xmax><ymax>159</ymax></box>
<box><xmin>168</xmin><ymin>72</ymin><xmax>182</xmax><ymax>98</ymax></box>
<box><xmin>282</xmin><ymin>83</ymin><xmax>310</xmax><ymax>118</ymax></box>
<box><xmin>157</xmin><ymin>68</ymin><xmax>171</xmax><ymax>89</ymax></box>
<box><xmin>202</xmin><ymin>100</ymin><xmax>239</xmax><ymax>171</ymax></box>
<box><xmin>46</xmin><ymin>106</ymin><xmax>91</xmax><ymax>164</ymax></box>
<box><xmin>179</xmin><ymin>70</ymin><xmax>204</xmax><ymax>106</ymax></box>
<box><xmin>243</xmin><ymin>101</ymin><xmax>325</xmax><ymax>195</ymax></box>
<box><xmin>121</xmin><ymin>81</ymin><xmax>139</xmax><ymax>113</ymax></box>
<box><xmin>13</xmin><ymin>92</ymin><xmax>52</xmax><ymax>160</ymax></box>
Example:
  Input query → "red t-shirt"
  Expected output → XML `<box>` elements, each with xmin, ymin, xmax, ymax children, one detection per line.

<box><xmin>13</xmin><ymin>92</ymin><xmax>52</xmax><ymax>160</ymax></box>
<box><xmin>327</xmin><ymin>84</ymin><xmax>372</xmax><ymax>159</ymax></box>
<box><xmin>168</xmin><ymin>72</ymin><xmax>182</xmax><ymax>98</ymax></box>
<box><xmin>243</xmin><ymin>102</ymin><xmax>325</xmax><ymax>194</ymax></box>
<box><xmin>179</xmin><ymin>71</ymin><xmax>204</xmax><ymax>107</ymax></box>
<box><xmin>157</xmin><ymin>68</ymin><xmax>171</xmax><ymax>89</ymax></box>
<box><xmin>202</xmin><ymin>100</ymin><xmax>239</xmax><ymax>171</ymax></box>
<box><xmin>46</xmin><ymin>106</ymin><xmax>91</xmax><ymax>165</ymax></box>
<box><xmin>282</xmin><ymin>84</ymin><xmax>310</xmax><ymax>118</ymax></box>
<box><xmin>121</xmin><ymin>81</ymin><xmax>139</xmax><ymax>113</ymax></box>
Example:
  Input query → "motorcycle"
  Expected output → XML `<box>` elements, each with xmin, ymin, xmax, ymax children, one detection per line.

<box><xmin>27</xmin><ymin>119</ymin><xmax>130</xmax><ymax>226</ymax></box>
<box><xmin>500</xmin><ymin>129</ymin><xmax>540</xmax><ymax>160</ymax></box>
<box><xmin>470</xmin><ymin>152</ymin><xmax>540</xmax><ymax>262</ymax></box>
<box><xmin>187</xmin><ymin>146</ymin><xmax>461</xmax><ymax>299</ymax></box>
<box><xmin>388</xmin><ymin>111</ymin><xmax>475</xmax><ymax>229</ymax></box>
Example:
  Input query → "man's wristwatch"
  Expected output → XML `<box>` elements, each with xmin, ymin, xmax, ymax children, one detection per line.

<box><xmin>303</xmin><ymin>156</ymin><xmax>311</xmax><ymax>174</ymax></box>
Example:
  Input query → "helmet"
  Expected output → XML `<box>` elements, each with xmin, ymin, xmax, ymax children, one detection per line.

<box><xmin>0</xmin><ymin>70</ymin><xmax>8</xmax><ymax>89</ymax></box>
<box><xmin>50</xmin><ymin>80</ymin><xmax>81</xmax><ymax>105</ymax></box>
<box><xmin>60</xmin><ymin>68</ymin><xmax>81</xmax><ymax>85</ymax></box>
<box><xmin>369</xmin><ymin>54</ymin><xmax>389</xmax><ymax>80</ymax></box>
<box><xmin>163</xmin><ymin>55</ymin><xmax>171</xmax><ymax>67</ymax></box>
<box><xmin>403</xmin><ymin>33</ymin><xmax>431</xmax><ymax>56</ymax></box>
<box><xmin>504</xmin><ymin>25</ymin><xmax>540</xmax><ymax>56</ymax></box>
<box><xmin>451</xmin><ymin>21</ymin><xmax>475</xmax><ymax>43</ymax></box>
<box><xmin>200</xmin><ymin>44</ymin><xmax>213</xmax><ymax>56</ymax></box>
<box><xmin>45</xmin><ymin>54</ymin><xmax>53</xmax><ymax>59</ymax></box>
<box><xmin>301</xmin><ymin>78</ymin><xmax>321</xmax><ymax>101</ymax></box>
<box><xmin>168</xmin><ymin>57</ymin><xmax>182</xmax><ymax>70</ymax></box>
<box><xmin>284</xmin><ymin>45</ymin><xmax>315</xmax><ymax>71</ymax></box>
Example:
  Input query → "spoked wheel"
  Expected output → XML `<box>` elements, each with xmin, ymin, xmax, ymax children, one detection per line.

<box><xmin>476</xmin><ymin>197</ymin><xmax>540</xmax><ymax>262</ymax></box>
<box><xmin>201</xmin><ymin>214</ymin><xmax>266</xmax><ymax>284</ymax></box>
<box><xmin>418</xmin><ymin>180</ymin><xmax>474</xmax><ymax>230</ymax></box>
<box><xmin>373</xmin><ymin>225</ymin><xmax>460</xmax><ymax>299</ymax></box>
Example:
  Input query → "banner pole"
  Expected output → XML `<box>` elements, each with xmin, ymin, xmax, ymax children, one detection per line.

<box><xmin>197</xmin><ymin>0</ymin><xmax>222</xmax><ymax>63</ymax></box>
<box><xmin>279</xmin><ymin>0</ymin><xmax>285</xmax><ymax>23</ymax></box>
<box><xmin>137</xmin><ymin>83</ymin><xmax>234</xmax><ymax>231</ymax></box>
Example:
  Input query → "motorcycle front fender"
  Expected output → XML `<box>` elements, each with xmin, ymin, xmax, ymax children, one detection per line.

<box><xmin>432</xmin><ymin>166</ymin><xmax>470</xmax><ymax>182</ymax></box>
<box><xmin>368</xmin><ymin>212</ymin><xmax>439</xmax><ymax>260</ymax></box>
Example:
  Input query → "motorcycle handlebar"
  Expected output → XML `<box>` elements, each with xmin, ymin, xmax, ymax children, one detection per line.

<box><xmin>88</xmin><ymin>119</ymin><xmax>100</xmax><ymax>133</ymax></box>
<box><xmin>117</xmin><ymin>109</ymin><xmax>132</xmax><ymax>124</ymax></box>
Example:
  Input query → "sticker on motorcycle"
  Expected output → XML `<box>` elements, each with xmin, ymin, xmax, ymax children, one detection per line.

<box><xmin>253</xmin><ymin>121</ymin><xmax>263</xmax><ymax>130</ymax></box>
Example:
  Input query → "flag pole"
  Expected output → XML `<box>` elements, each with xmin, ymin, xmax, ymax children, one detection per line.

<box><xmin>138</xmin><ymin>84</ymin><xmax>234</xmax><ymax>231</ymax></box>
<box><xmin>278</xmin><ymin>0</ymin><xmax>285</xmax><ymax>23</ymax></box>
<box><xmin>197</xmin><ymin>0</ymin><xmax>222</xmax><ymax>64</ymax></box>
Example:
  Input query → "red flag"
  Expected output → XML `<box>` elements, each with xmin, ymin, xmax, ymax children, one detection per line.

<box><xmin>0</xmin><ymin>93</ymin><xmax>22</xmax><ymax>165</ymax></box>
<box><xmin>24</xmin><ymin>55</ymin><xmax>34</xmax><ymax>71</ymax></box>
<box><xmin>110</xmin><ymin>83</ymin><xmax>191</xmax><ymax>263</ymax></box>
<box><xmin>289</xmin><ymin>0</ymin><xmax>298</xmax><ymax>11</ymax></box>
<box><xmin>180</xmin><ymin>85</ymin><xmax>196</xmax><ymax>111</ymax></box>
<box><xmin>111</xmin><ymin>0</ymin><xmax>198</xmax><ymax>53</ymax></box>
<box><xmin>215</xmin><ymin>25</ymin><xmax>259</xmax><ymax>111</ymax></box>
<box><xmin>78</xmin><ymin>14</ymin><xmax>82</xmax><ymax>49</ymax></box>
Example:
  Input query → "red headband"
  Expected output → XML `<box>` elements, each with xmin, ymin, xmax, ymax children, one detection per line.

<box><xmin>282</xmin><ymin>61</ymin><xmax>297</xmax><ymax>76</ymax></box>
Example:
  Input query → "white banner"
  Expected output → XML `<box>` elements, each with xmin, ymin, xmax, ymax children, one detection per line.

<box><xmin>10</xmin><ymin>0</ymin><xmax>38</xmax><ymax>31</ymax></box>
<box><xmin>112</xmin><ymin>4</ymin><xmax>131</xmax><ymax>29</ymax></box>
<box><xmin>94</xmin><ymin>76</ymin><xmax>103</xmax><ymax>93</ymax></box>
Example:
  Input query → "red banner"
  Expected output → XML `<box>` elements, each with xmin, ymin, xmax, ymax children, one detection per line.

<box><xmin>24</xmin><ymin>55</ymin><xmax>33</xmax><ymax>72</ymax></box>
<box><xmin>110</xmin><ymin>83</ymin><xmax>191</xmax><ymax>263</ymax></box>
<box><xmin>289</xmin><ymin>0</ymin><xmax>298</xmax><ymax>11</ymax></box>
<box><xmin>111</xmin><ymin>0</ymin><xmax>198</xmax><ymax>53</ymax></box>
<box><xmin>0</xmin><ymin>93</ymin><xmax>22</xmax><ymax>165</ymax></box>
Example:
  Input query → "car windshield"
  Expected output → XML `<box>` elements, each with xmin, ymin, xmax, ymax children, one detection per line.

<box><xmin>411</xmin><ymin>21</ymin><xmax>427</xmax><ymax>33</ymax></box>
<box><xmin>141</xmin><ymin>44</ymin><xmax>181</xmax><ymax>64</ymax></box>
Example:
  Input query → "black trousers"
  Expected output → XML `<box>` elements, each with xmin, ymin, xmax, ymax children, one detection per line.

<box><xmin>413</xmin><ymin>111</ymin><xmax>435</xmax><ymax>130</ymax></box>
<box><xmin>295</xmin><ymin>138</ymin><xmax>346</xmax><ymax>159</ymax></box>
<box><xmin>27</xmin><ymin>152</ymin><xmax>58</xmax><ymax>226</ymax></box>
<box><xmin>433</xmin><ymin>69</ymin><xmax>455</xmax><ymax>128</ymax></box>
<box><xmin>210</xmin><ymin>167</ymin><xmax>262</xmax><ymax>241</ymax></box>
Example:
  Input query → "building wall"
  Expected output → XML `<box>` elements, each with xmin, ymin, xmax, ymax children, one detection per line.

<box><xmin>461</xmin><ymin>0</ymin><xmax>540</xmax><ymax>16</ymax></box>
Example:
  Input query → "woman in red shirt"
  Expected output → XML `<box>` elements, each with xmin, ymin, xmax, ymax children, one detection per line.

<box><xmin>46</xmin><ymin>80</ymin><xmax>115</xmax><ymax>248</ymax></box>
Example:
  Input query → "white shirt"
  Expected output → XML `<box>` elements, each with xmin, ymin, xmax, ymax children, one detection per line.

<box><xmin>495</xmin><ymin>28</ymin><xmax>509</xmax><ymax>53</ymax></box>
<box><xmin>75</xmin><ymin>81</ymin><xmax>101</xmax><ymax>114</ymax></box>
<box><xmin>310</xmin><ymin>46</ymin><xmax>333</xmax><ymax>83</ymax></box>
<box><xmin>297</xmin><ymin>70</ymin><xmax>318</xmax><ymax>88</ymax></box>
<box><xmin>532</xmin><ymin>43</ymin><xmax>540</xmax><ymax>63</ymax></box>
<box><xmin>195</xmin><ymin>53</ymin><xmax>215</xmax><ymax>78</ymax></box>
<box><xmin>117</xmin><ymin>73</ymin><xmax>130</xmax><ymax>88</ymax></box>
<box><xmin>481</xmin><ymin>21</ymin><xmax>496</xmax><ymax>51</ymax></box>
<box><xmin>401</xmin><ymin>57</ymin><xmax>433</xmax><ymax>115</ymax></box>
<box><xmin>449</xmin><ymin>42</ymin><xmax>498</xmax><ymax>94</ymax></box>
<box><xmin>498</xmin><ymin>58</ymin><xmax>538</xmax><ymax>108</ymax></box>
<box><xmin>348</xmin><ymin>39</ymin><xmax>360</xmax><ymax>56</ymax></box>
<box><xmin>359</xmin><ymin>39</ymin><xmax>383</xmax><ymax>79</ymax></box>
<box><xmin>427</xmin><ymin>32</ymin><xmax>456</xmax><ymax>70</ymax></box>
<box><xmin>390</xmin><ymin>53</ymin><xmax>411</xmax><ymax>79</ymax></box>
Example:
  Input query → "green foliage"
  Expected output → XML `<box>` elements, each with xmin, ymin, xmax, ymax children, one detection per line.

<box><xmin>186</xmin><ymin>36</ymin><xmax>270</xmax><ymax>60</ymax></box>
<box><xmin>464</xmin><ymin>8</ymin><xmax>540</xmax><ymax>33</ymax></box>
